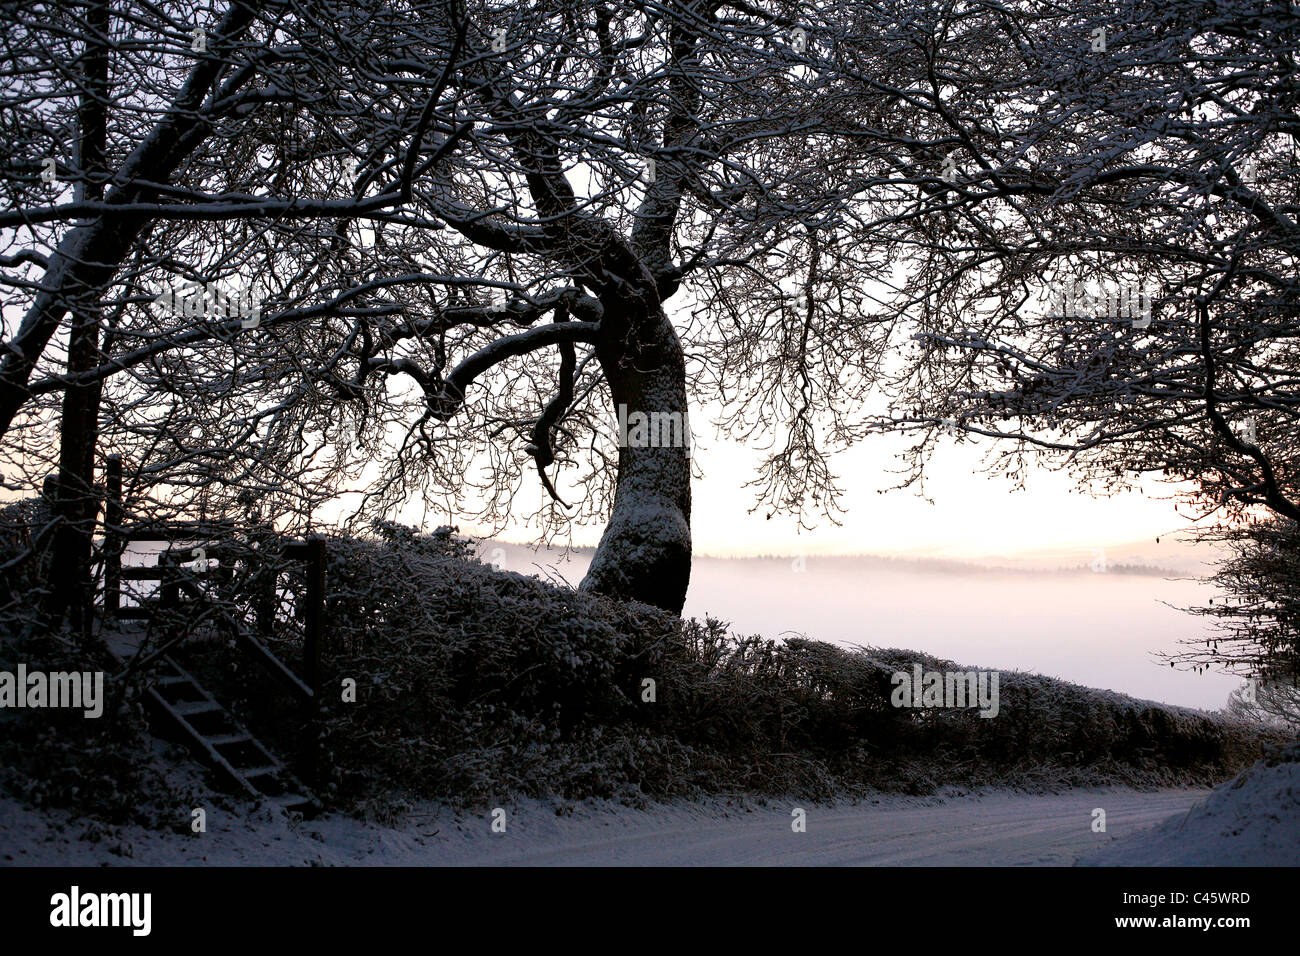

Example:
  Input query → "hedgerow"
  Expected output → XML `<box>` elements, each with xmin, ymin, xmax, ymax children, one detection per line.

<box><xmin>306</xmin><ymin>525</ymin><xmax>1283</xmax><ymax>807</ymax></box>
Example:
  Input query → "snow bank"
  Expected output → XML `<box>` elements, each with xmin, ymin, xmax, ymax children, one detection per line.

<box><xmin>1077</xmin><ymin>742</ymin><xmax>1300</xmax><ymax>866</ymax></box>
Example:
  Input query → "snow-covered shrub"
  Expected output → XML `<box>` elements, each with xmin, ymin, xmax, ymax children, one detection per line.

<box><xmin>309</xmin><ymin>525</ymin><xmax>1281</xmax><ymax>807</ymax></box>
<box><xmin>0</xmin><ymin>495</ymin><xmax>52</xmax><ymax>635</ymax></box>
<box><xmin>314</xmin><ymin>523</ymin><xmax>686</xmax><ymax>803</ymax></box>
<box><xmin>0</xmin><ymin>627</ymin><xmax>175</xmax><ymax>824</ymax></box>
<box><xmin>1224</xmin><ymin>679</ymin><xmax>1300</xmax><ymax>736</ymax></box>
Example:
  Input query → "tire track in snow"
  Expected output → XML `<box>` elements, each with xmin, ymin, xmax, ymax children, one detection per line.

<box><xmin>463</xmin><ymin>790</ymin><xmax>1206</xmax><ymax>866</ymax></box>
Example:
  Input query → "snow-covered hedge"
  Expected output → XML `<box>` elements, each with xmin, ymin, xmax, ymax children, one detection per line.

<box><xmin>309</xmin><ymin>526</ymin><xmax>1284</xmax><ymax>807</ymax></box>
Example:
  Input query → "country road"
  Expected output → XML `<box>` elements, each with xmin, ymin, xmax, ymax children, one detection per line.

<box><xmin>2</xmin><ymin>789</ymin><xmax>1208</xmax><ymax>866</ymax></box>
<box><xmin>442</xmin><ymin>790</ymin><xmax>1205</xmax><ymax>867</ymax></box>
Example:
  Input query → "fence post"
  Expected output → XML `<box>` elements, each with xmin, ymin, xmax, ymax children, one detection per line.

<box><xmin>253</xmin><ymin>522</ymin><xmax>275</xmax><ymax>634</ymax></box>
<box><xmin>103</xmin><ymin>455</ymin><xmax>122</xmax><ymax>615</ymax></box>
<box><xmin>302</xmin><ymin>535</ymin><xmax>325</xmax><ymax>696</ymax></box>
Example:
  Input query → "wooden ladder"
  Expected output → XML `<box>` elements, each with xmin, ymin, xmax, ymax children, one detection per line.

<box><xmin>141</xmin><ymin>653</ymin><xmax>320</xmax><ymax>817</ymax></box>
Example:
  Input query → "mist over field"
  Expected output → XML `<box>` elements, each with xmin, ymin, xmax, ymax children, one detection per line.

<box><xmin>487</xmin><ymin>539</ymin><xmax>1232</xmax><ymax>712</ymax></box>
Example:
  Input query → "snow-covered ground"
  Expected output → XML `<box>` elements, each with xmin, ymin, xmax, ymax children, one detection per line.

<box><xmin>0</xmin><ymin>788</ymin><xmax>1209</xmax><ymax>866</ymax></box>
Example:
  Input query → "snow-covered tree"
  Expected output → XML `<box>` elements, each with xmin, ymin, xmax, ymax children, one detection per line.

<box><xmin>1188</xmin><ymin>516</ymin><xmax>1300</xmax><ymax>719</ymax></box>
<box><xmin>6</xmin><ymin>0</ymin><xmax>1028</xmax><ymax>615</ymax></box>
<box><xmin>862</xmin><ymin>0</ymin><xmax>1300</xmax><ymax>531</ymax></box>
<box><xmin>1</xmin><ymin>0</ymin><xmax>443</xmax><ymax>627</ymax></box>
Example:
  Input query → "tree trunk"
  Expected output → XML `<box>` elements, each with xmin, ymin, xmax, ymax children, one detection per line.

<box><xmin>580</xmin><ymin>307</ymin><xmax>692</xmax><ymax>615</ymax></box>
<box><xmin>45</xmin><ymin>307</ymin><xmax>103</xmax><ymax>636</ymax></box>
<box><xmin>44</xmin><ymin>0</ymin><xmax>110</xmax><ymax>638</ymax></box>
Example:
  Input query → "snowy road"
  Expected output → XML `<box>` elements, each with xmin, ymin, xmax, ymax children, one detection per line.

<box><xmin>444</xmin><ymin>790</ymin><xmax>1206</xmax><ymax>867</ymax></box>
<box><xmin>1</xmin><ymin>788</ymin><xmax>1208</xmax><ymax>866</ymax></box>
